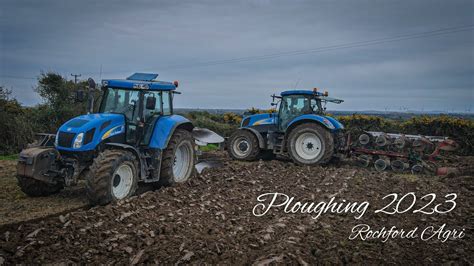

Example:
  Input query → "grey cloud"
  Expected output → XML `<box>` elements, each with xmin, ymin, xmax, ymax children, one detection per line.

<box><xmin>0</xmin><ymin>0</ymin><xmax>473</xmax><ymax>111</ymax></box>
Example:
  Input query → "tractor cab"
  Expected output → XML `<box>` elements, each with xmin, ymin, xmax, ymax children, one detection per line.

<box><xmin>277</xmin><ymin>89</ymin><xmax>343</xmax><ymax>131</ymax></box>
<box><xmin>99</xmin><ymin>73</ymin><xmax>179</xmax><ymax>146</ymax></box>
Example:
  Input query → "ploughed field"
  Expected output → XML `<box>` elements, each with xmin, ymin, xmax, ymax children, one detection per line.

<box><xmin>0</xmin><ymin>153</ymin><xmax>473</xmax><ymax>264</ymax></box>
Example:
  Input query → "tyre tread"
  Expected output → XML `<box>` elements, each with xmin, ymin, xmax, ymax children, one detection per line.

<box><xmin>86</xmin><ymin>149</ymin><xmax>138</xmax><ymax>205</ymax></box>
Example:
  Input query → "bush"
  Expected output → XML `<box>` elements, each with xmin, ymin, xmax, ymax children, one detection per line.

<box><xmin>183</xmin><ymin>111</ymin><xmax>241</xmax><ymax>137</ymax></box>
<box><xmin>192</xmin><ymin>116</ymin><xmax>237</xmax><ymax>137</ymax></box>
<box><xmin>401</xmin><ymin>116</ymin><xmax>474</xmax><ymax>155</ymax></box>
<box><xmin>245</xmin><ymin>107</ymin><xmax>276</xmax><ymax>115</ymax></box>
<box><xmin>337</xmin><ymin>114</ymin><xmax>400</xmax><ymax>135</ymax></box>
<box><xmin>0</xmin><ymin>87</ymin><xmax>37</xmax><ymax>154</ymax></box>
<box><xmin>223</xmin><ymin>112</ymin><xmax>242</xmax><ymax>124</ymax></box>
<box><xmin>0</xmin><ymin>73</ymin><xmax>91</xmax><ymax>155</ymax></box>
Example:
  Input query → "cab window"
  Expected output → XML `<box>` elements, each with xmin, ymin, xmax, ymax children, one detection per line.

<box><xmin>143</xmin><ymin>91</ymin><xmax>162</xmax><ymax>121</ymax></box>
<box><xmin>279</xmin><ymin>95</ymin><xmax>311</xmax><ymax>130</ymax></box>
<box><xmin>162</xmin><ymin>91</ymin><xmax>172</xmax><ymax>115</ymax></box>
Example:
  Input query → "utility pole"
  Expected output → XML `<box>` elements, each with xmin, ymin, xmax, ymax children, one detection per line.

<box><xmin>71</xmin><ymin>73</ymin><xmax>82</xmax><ymax>84</ymax></box>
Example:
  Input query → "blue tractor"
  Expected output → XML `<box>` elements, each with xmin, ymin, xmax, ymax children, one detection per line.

<box><xmin>16</xmin><ymin>73</ymin><xmax>223</xmax><ymax>205</ymax></box>
<box><xmin>227</xmin><ymin>89</ymin><xmax>345</xmax><ymax>165</ymax></box>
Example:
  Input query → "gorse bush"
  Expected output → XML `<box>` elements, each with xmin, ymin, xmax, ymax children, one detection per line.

<box><xmin>223</xmin><ymin>112</ymin><xmax>242</xmax><ymax>124</ymax></box>
<box><xmin>245</xmin><ymin>107</ymin><xmax>276</xmax><ymax>115</ymax></box>
<box><xmin>337</xmin><ymin>114</ymin><xmax>399</xmax><ymax>134</ymax></box>
<box><xmin>401</xmin><ymin>116</ymin><xmax>474</xmax><ymax>155</ymax></box>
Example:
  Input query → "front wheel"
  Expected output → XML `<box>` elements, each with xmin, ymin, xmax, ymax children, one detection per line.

<box><xmin>159</xmin><ymin>129</ymin><xmax>195</xmax><ymax>187</ymax></box>
<box><xmin>227</xmin><ymin>129</ymin><xmax>260</xmax><ymax>161</ymax></box>
<box><xmin>86</xmin><ymin>150</ymin><xmax>139</xmax><ymax>205</ymax></box>
<box><xmin>287</xmin><ymin>123</ymin><xmax>334</xmax><ymax>165</ymax></box>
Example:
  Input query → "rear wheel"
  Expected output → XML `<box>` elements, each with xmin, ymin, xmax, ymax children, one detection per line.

<box><xmin>86</xmin><ymin>149</ymin><xmax>138</xmax><ymax>205</ymax></box>
<box><xmin>227</xmin><ymin>129</ymin><xmax>260</xmax><ymax>161</ymax></box>
<box><xmin>17</xmin><ymin>176</ymin><xmax>63</xmax><ymax>197</ymax></box>
<box><xmin>287</xmin><ymin>123</ymin><xmax>334</xmax><ymax>165</ymax></box>
<box><xmin>159</xmin><ymin>129</ymin><xmax>195</xmax><ymax>186</ymax></box>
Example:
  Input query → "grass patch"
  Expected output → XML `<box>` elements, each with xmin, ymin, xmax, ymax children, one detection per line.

<box><xmin>0</xmin><ymin>154</ymin><xmax>18</xmax><ymax>160</ymax></box>
<box><xmin>199</xmin><ymin>144</ymin><xmax>220</xmax><ymax>152</ymax></box>
<box><xmin>397</xmin><ymin>173</ymin><xmax>419</xmax><ymax>182</ymax></box>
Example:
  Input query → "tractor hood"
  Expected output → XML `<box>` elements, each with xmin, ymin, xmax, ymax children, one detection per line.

<box><xmin>56</xmin><ymin>113</ymin><xmax>125</xmax><ymax>151</ymax></box>
<box><xmin>241</xmin><ymin>113</ymin><xmax>276</xmax><ymax>127</ymax></box>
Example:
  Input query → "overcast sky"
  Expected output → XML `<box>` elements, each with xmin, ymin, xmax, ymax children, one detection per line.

<box><xmin>1</xmin><ymin>0</ymin><xmax>473</xmax><ymax>111</ymax></box>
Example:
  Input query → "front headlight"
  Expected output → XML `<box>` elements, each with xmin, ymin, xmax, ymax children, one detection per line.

<box><xmin>73</xmin><ymin>132</ymin><xmax>84</xmax><ymax>149</ymax></box>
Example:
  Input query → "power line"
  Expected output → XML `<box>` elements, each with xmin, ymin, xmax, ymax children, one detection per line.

<box><xmin>154</xmin><ymin>25</ymin><xmax>474</xmax><ymax>70</ymax></box>
<box><xmin>2</xmin><ymin>24</ymin><xmax>473</xmax><ymax>80</ymax></box>
<box><xmin>70</xmin><ymin>73</ymin><xmax>82</xmax><ymax>84</ymax></box>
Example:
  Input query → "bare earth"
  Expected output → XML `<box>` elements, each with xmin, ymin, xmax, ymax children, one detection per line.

<box><xmin>0</xmin><ymin>153</ymin><xmax>472</xmax><ymax>264</ymax></box>
<box><xmin>0</xmin><ymin>160</ymin><xmax>87</xmax><ymax>226</ymax></box>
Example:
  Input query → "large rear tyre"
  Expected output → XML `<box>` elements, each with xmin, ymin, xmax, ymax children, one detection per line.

<box><xmin>227</xmin><ymin>129</ymin><xmax>260</xmax><ymax>161</ymax></box>
<box><xmin>287</xmin><ymin>123</ymin><xmax>334</xmax><ymax>165</ymax></box>
<box><xmin>17</xmin><ymin>176</ymin><xmax>63</xmax><ymax>197</ymax></box>
<box><xmin>159</xmin><ymin>129</ymin><xmax>195</xmax><ymax>187</ymax></box>
<box><xmin>86</xmin><ymin>149</ymin><xmax>139</xmax><ymax>205</ymax></box>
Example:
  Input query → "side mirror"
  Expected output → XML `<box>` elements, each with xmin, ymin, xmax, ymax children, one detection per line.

<box><xmin>145</xmin><ymin>96</ymin><xmax>156</xmax><ymax>110</ymax></box>
<box><xmin>271</xmin><ymin>102</ymin><xmax>278</xmax><ymax>106</ymax></box>
<box><xmin>75</xmin><ymin>90</ymin><xmax>85</xmax><ymax>102</ymax></box>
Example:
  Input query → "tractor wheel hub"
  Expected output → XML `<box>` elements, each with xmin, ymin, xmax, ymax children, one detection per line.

<box><xmin>295</xmin><ymin>133</ymin><xmax>322</xmax><ymax>160</ymax></box>
<box><xmin>112</xmin><ymin>164</ymin><xmax>133</xmax><ymax>200</ymax></box>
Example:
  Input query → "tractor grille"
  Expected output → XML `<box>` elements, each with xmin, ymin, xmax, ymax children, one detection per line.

<box><xmin>83</xmin><ymin>128</ymin><xmax>96</xmax><ymax>145</ymax></box>
<box><xmin>58</xmin><ymin>132</ymin><xmax>76</xmax><ymax>148</ymax></box>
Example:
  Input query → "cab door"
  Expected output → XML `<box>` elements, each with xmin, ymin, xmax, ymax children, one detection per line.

<box><xmin>278</xmin><ymin>95</ymin><xmax>309</xmax><ymax>131</ymax></box>
<box><xmin>141</xmin><ymin>91</ymin><xmax>173</xmax><ymax>145</ymax></box>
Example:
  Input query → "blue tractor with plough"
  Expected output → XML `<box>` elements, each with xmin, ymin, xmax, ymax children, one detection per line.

<box><xmin>227</xmin><ymin>89</ymin><xmax>345</xmax><ymax>165</ymax></box>
<box><xmin>227</xmin><ymin>88</ymin><xmax>457</xmax><ymax>172</ymax></box>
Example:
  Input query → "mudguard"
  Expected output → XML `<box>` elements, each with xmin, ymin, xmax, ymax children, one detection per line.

<box><xmin>106</xmin><ymin>143</ymin><xmax>146</xmax><ymax>180</ymax></box>
<box><xmin>149</xmin><ymin>115</ymin><xmax>193</xmax><ymax>149</ymax></box>
<box><xmin>241</xmin><ymin>127</ymin><xmax>266</xmax><ymax>149</ymax></box>
<box><xmin>287</xmin><ymin>114</ymin><xmax>342</xmax><ymax>131</ymax></box>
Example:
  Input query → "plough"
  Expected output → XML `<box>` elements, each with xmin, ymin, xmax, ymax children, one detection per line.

<box><xmin>348</xmin><ymin>131</ymin><xmax>458</xmax><ymax>174</ymax></box>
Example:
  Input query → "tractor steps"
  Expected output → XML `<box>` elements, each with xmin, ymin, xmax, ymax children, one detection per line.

<box><xmin>268</xmin><ymin>132</ymin><xmax>285</xmax><ymax>155</ymax></box>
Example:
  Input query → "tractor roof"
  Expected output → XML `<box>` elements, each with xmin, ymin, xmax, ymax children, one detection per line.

<box><xmin>281</xmin><ymin>90</ymin><xmax>319</xmax><ymax>96</ymax></box>
<box><xmin>280</xmin><ymin>90</ymin><xmax>344</xmax><ymax>104</ymax></box>
<box><xmin>102</xmin><ymin>73</ymin><xmax>177</xmax><ymax>91</ymax></box>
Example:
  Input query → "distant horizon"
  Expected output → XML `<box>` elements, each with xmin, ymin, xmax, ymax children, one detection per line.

<box><xmin>174</xmin><ymin>107</ymin><xmax>474</xmax><ymax>115</ymax></box>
